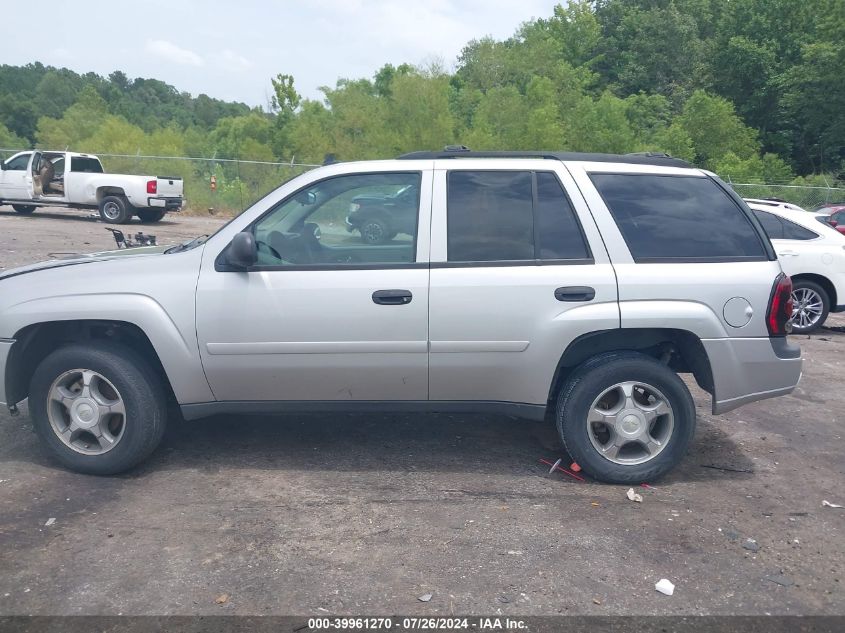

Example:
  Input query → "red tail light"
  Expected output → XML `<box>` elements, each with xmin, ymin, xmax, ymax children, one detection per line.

<box><xmin>146</xmin><ymin>180</ymin><xmax>157</xmax><ymax>194</ymax></box>
<box><xmin>767</xmin><ymin>274</ymin><xmax>793</xmax><ymax>336</ymax></box>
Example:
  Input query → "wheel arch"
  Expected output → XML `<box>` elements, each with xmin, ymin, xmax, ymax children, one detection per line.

<box><xmin>96</xmin><ymin>187</ymin><xmax>127</xmax><ymax>201</ymax></box>
<box><xmin>5</xmin><ymin>320</ymin><xmax>178</xmax><ymax>409</ymax></box>
<box><xmin>546</xmin><ymin>328</ymin><xmax>714</xmax><ymax>417</ymax></box>
<box><xmin>4</xmin><ymin>294</ymin><xmax>214</xmax><ymax>407</ymax></box>
<box><xmin>790</xmin><ymin>273</ymin><xmax>836</xmax><ymax>308</ymax></box>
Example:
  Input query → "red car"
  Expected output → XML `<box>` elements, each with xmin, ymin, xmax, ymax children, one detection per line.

<box><xmin>815</xmin><ymin>204</ymin><xmax>845</xmax><ymax>235</ymax></box>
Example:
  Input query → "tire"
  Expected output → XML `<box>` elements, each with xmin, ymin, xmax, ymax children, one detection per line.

<box><xmin>28</xmin><ymin>342</ymin><xmax>168</xmax><ymax>475</ymax></box>
<box><xmin>12</xmin><ymin>204</ymin><xmax>36</xmax><ymax>215</ymax></box>
<box><xmin>136</xmin><ymin>209</ymin><xmax>166</xmax><ymax>223</ymax></box>
<box><xmin>98</xmin><ymin>195</ymin><xmax>132</xmax><ymax>224</ymax></box>
<box><xmin>359</xmin><ymin>218</ymin><xmax>390</xmax><ymax>244</ymax></box>
<box><xmin>790</xmin><ymin>279</ymin><xmax>830</xmax><ymax>334</ymax></box>
<box><xmin>556</xmin><ymin>351</ymin><xmax>696</xmax><ymax>484</ymax></box>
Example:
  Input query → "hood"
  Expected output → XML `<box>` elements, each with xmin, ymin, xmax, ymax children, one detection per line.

<box><xmin>0</xmin><ymin>245</ymin><xmax>169</xmax><ymax>281</ymax></box>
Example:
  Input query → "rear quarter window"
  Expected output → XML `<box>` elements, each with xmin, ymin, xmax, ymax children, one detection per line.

<box><xmin>780</xmin><ymin>218</ymin><xmax>818</xmax><ymax>240</ymax></box>
<box><xmin>752</xmin><ymin>210</ymin><xmax>784</xmax><ymax>239</ymax></box>
<box><xmin>590</xmin><ymin>174</ymin><xmax>768</xmax><ymax>262</ymax></box>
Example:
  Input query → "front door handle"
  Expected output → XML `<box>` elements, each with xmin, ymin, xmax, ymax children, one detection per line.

<box><xmin>372</xmin><ymin>289</ymin><xmax>413</xmax><ymax>305</ymax></box>
<box><xmin>555</xmin><ymin>286</ymin><xmax>595</xmax><ymax>302</ymax></box>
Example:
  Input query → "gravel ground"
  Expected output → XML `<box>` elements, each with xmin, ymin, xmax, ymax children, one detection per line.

<box><xmin>0</xmin><ymin>206</ymin><xmax>843</xmax><ymax>616</ymax></box>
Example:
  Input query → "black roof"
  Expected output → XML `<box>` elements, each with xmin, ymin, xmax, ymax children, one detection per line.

<box><xmin>397</xmin><ymin>149</ymin><xmax>693</xmax><ymax>168</ymax></box>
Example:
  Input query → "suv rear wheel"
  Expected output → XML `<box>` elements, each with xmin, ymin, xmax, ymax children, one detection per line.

<box><xmin>28</xmin><ymin>343</ymin><xmax>168</xmax><ymax>475</ymax></box>
<box><xmin>556</xmin><ymin>351</ymin><xmax>696</xmax><ymax>484</ymax></box>
<box><xmin>12</xmin><ymin>204</ymin><xmax>37</xmax><ymax>215</ymax></box>
<box><xmin>790</xmin><ymin>279</ymin><xmax>829</xmax><ymax>334</ymax></box>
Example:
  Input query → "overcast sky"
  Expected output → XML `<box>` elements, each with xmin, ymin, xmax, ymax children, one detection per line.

<box><xmin>5</xmin><ymin>0</ymin><xmax>559</xmax><ymax>107</ymax></box>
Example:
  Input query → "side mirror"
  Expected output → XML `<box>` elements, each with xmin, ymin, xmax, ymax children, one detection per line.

<box><xmin>227</xmin><ymin>231</ymin><xmax>257</xmax><ymax>269</ymax></box>
<box><xmin>295</xmin><ymin>191</ymin><xmax>317</xmax><ymax>205</ymax></box>
<box><xmin>829</xmin><ymin>219</ymin><xmax>838</xmax><ymax>227</ymax></box>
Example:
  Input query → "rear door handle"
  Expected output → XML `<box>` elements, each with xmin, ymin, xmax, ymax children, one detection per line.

<box><xmin>372</xmin><ymin>289</ymin><xmax>413</xmax><ymax>305</ymax></box>
<box><xmin>555</xmin><ymin>286</ymin><xmax>595</xmax><ymax>302</ymax></box>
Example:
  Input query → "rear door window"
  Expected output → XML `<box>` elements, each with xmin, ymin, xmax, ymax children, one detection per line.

<box><xmin>590</xmin><ymin>174</ymin><xmax>768</xmax><ymax>262</ymax></box>
<box><xmin>446</xmin><ymin>170</ymin><xmax>591</xmax><ymax>263</ymax></box>
<box><xmin>535</xmin><ymin>172</ymin><xmax>591</xmax><ymax>260</ymax></box>
<box><xmin>70</xmin><ymin>157</ymin><xmax>104</xmax><ymax>173</ymax></box>
<box><xmin>447</xmin><ymin>171</ymin><xmax>534</xmax><ymax>262</ymax></box>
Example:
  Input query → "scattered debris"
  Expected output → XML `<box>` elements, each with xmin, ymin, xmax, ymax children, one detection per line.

<box><xmin>591</xmin><ymin>502</ymin><xmax>600</xmax><ymax>507</ymax></box>
<box><xmin>215</xmin><ymin>594</ymin><xmax>229</xmax><ymax>605</ymax></box>
<box><xmin>700</xmin><ymin>464</ymin><xmax>754</xmax><ymax>474</ymax></box>
<box><xmin>655</xmin><ymin>579</ymin><xmax>675</xmax><ymax>596</ymax></box>
<box><xmin>418</xmin><ymin>593</ymin><xmax>432</xmax><ymax>603</ymax></box>
<box><xmin>44</xmin><ymin>518</ymin><xmax>56</xmax><ymax>527</ymax></box>
<box><xmin>626</xmin><ymin>488</ymin><xmax>643</xmax><ymax>503</ymax></box>
<box><xmin>548</xmin><ymin>458</ymin><xmax>563</xmax><ymax>474</ymax></box>
<box><xmin>764</xmin><ymin>574</ymin><xmax>794</xmax><ymax>587</ymax></box>
<box><xmin>570</xmin><ymin>462</ymin><xmax>582</xmax><ymax>473</ymax></box>
<box><xmin>592</xmin><ymin>598</ymin><xmax>601</xmax><ymax>605</ymax></box>
<box><xmin>743</xmin><ymin>538</ymin><xmax>760</xmax><ymax>553</ymax></box>
<box><xmin>497</xmin><ymin>595</ymin><xmax>510</xmax><ymax>604</ymax></box>
<box><xmin>540</xmin><ymin>458</ymin><xmax>586</xmax><ymax>482</ymax></box>
<box><xmin>822</xmin><ymin>500</ymin><xmax>843</xmax><ymax>508</ymax></box>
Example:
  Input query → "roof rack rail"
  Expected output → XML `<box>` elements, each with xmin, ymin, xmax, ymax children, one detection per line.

<box><xmin>397</xmin><ymin>148</ymin><xmax>693</xmax><ymax>168</ymax></box>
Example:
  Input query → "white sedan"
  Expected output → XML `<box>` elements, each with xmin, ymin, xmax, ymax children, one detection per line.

<box><xmin>746</xmin><ymin>198</ymin><xmax>845</xmax><ymax>333</ymax></box>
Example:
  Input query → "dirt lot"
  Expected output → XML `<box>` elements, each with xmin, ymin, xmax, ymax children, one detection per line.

<box><xmin>0</xmin><ymin>206</ymin><xmax>843</xmax><ymax>616</ymax></box>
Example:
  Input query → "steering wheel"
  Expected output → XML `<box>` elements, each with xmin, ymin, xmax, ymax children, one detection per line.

<box><xmin>258</xmin><ymin>233</ymin><xmax>284</xmax><ymax>261</ymax></box>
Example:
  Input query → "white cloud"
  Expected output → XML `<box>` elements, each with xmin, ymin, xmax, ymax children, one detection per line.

<box><xmin>145</xmin><ymin>39</ymin><xmax>204</xmax><ymax>67</ymax></box>
<box><xmin>216</xmin><ymin>49</ymin><xmax>253</xmax><ymax>72</ymax></box>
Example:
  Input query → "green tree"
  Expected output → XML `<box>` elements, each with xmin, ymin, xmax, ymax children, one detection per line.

<box><xmin>0</xmin><ymin>122</ymin><xmax>27</xmax><ymax>150</ymax></box>
<box><xmin>676</xmin><ymin>90</ymin><xmax>759</xmax><ymax>167</ymax></box>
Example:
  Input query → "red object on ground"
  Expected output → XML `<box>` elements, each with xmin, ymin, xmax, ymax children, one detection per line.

<box><xmin>540</xmin><ymin>458</ymin><xmax>586</xmax><ymax>482</ymax></box>
<box><xmin>570</xmin><ymin>462</ymin><xmax>582</xmax><ymax>473</ymax></box>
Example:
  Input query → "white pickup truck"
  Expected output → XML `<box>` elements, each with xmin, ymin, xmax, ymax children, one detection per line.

<box><xmin>0</xmin><ymin>150</ymin><xmax>183</xmax><ymax>223</ymax></box>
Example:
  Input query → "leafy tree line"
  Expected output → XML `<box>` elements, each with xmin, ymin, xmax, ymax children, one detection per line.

<box><xmin>1</xmin><ymin>0</ymin><xmax>842</xmax><ymax>212</ymax></box>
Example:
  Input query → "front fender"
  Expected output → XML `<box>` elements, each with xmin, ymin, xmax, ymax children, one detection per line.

<box><xmin>5</xmin><ymin>293</ymin><xmax>214</xmax><ymax>404</ymax></box>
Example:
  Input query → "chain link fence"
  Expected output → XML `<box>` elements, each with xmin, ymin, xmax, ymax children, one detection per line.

<box><xmin>730</xmin><ymin>182</ymin><xmax>845</xmax><ymax>211</ymax></box>
<box><xmin>4</xmin><ymin>147</ymin><xmax>844</xmax><ymax>215</ymax></box>
<box><xmin>0</xmin><ymin>149</ymin><xmax>320</xmax><ymax>215</ymax></box>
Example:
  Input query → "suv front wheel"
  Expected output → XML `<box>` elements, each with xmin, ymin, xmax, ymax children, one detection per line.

<box><xmin>28</xmin><ymin>342</ymin><xmax>168</xmax><ymax>475</ymax></box>
<box><xmin>556</xmin><ymin>351</ymin><xmax>696</xmax><ymax>484</ymax></box>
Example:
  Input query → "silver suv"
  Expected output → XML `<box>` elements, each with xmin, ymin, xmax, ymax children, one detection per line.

<box><xmin>0</xmin><ymin>150</ymin><xmax>802</xmax><ymax>483</ymax></box>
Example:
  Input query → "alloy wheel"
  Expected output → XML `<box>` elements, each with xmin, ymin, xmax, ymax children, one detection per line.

<box><xmin>46</xmin><ymin>369</ymin><xmax>126</xmax><ymax>455</ymax></box>
<box><xmin>586</xmin><ymin>380</ymin><xmax>675</xmax><ymax>465</ymax></box>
